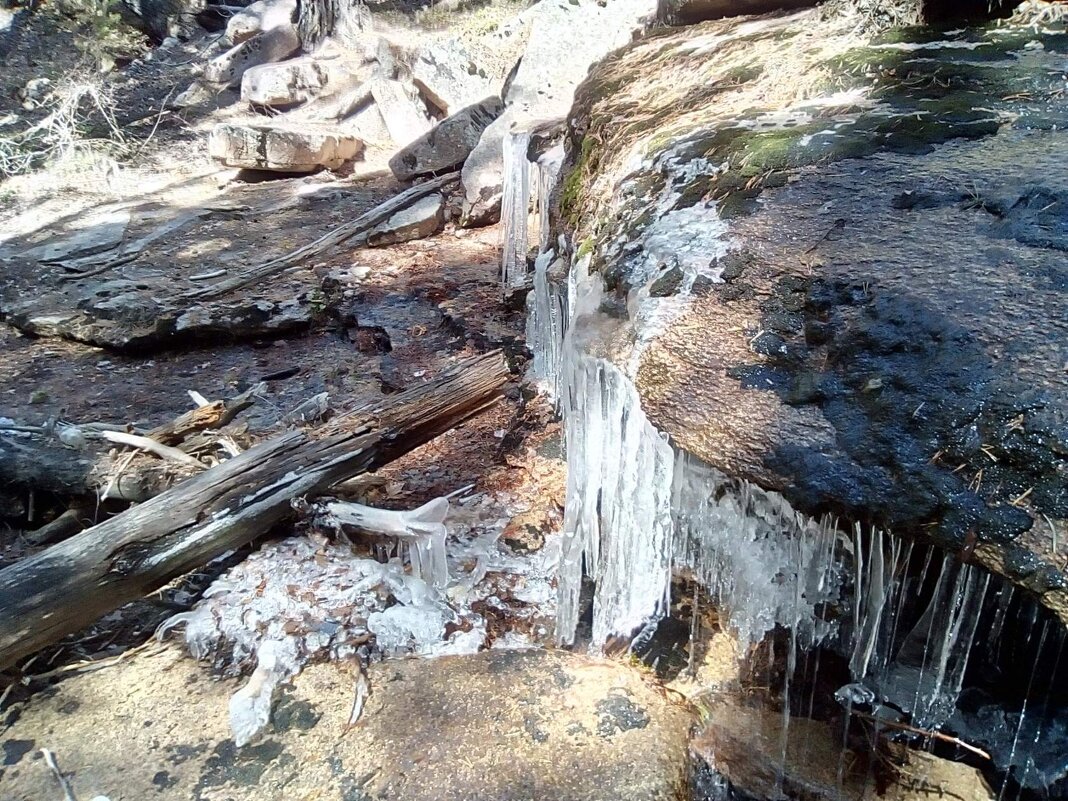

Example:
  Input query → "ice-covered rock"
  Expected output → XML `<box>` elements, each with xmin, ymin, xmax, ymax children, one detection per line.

<box><xmin>459</xmin><ymin>0</ymin><xmax>656</xmax><ymax>226</ymax></box>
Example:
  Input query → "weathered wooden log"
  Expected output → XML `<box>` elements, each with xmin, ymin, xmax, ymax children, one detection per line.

<box><xmin>0</xmin><ymin>352</ymin><xmax>510</xmax><ymax>670</ymax></box>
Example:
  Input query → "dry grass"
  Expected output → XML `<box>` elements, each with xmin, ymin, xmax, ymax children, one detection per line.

<box><xmin>1010</xmin><ymin>0</ymin><xmax>1068</xmax><ymax>26</ymax></box>
<box><xmin>0</xmin><ymin>77</ymin><xmax>127</xmax><ymax>180</ymax></box>
<box><xmin>818</xmin><ymin>0</ymin><xmax>923</xmax><ymax>34</ymax></box>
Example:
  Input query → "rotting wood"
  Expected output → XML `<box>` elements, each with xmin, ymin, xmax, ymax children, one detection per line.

<box><xmin>184</xmin><ymin>172</ymin><xmax>459</xmax><ymax>301</ymax></box>
<box><xmin>100</xmin><ymin>431</ymin><xmax>209</xmax><ymax>470</ymax></box>
<box><xmin>0</xmin><ymin>351</ymin><xmax>510</xmax><ymax>670</ymax></box>
<box><xmin>24</xmin><ymin>503</ymin><xmax>95</xmax><ymax>547</ymax></box>
<box><xmin>148</xmin><ymin>382</ymin><xmax>262</xmax><ymax>445</ymax></box>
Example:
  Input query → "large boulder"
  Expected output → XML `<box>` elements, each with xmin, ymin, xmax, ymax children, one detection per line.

<box><xmin>657</xmin><ymin>0</ymin><xmax>816</xmax><ymax>24</ymax></box>
<box><xmin>389</xmin><ymin>96</ymin><xmax>503</xmax><ymax>182</ymax></box>
<box><xmin>241</xmin><ymin>56</ymin><xmax>330</xmax><ymax>107</ymax></box>
<box><xmin>203</xmin><ymin>24</ymin><xmax>300</xmax><ymax>88</ymax></box>
<box><xmin>0</xmin><ymin>647</ymin><xmax>693</xmax><ymax>801</ymax></box>
<box><xmin>409</xmin><ymin>40</ymin><xmax>495</xmax><ymax>117</ymax></box>
<box><xmin>459</xmin><ymin>0</ymin><xmax>657</xmax><ymax>227</ymax></box>
<box><xmin>207</xmin><ymin>122</ymin><xmax>363</xmax><ymax>171</ymax></box>
<box><xmin>370</xmin><ymin>78</ymin><xmax>433</xmax><ymax>148</ymax></box>
<box><xmin>548</xmin><ymin>9</ymin><xmax>1068</xmax><ymax>625</ymax></box>
<box><xmin>226</xmin><ymin>0</ymin><xmax>296</xmax><ymax>44</ymax></box>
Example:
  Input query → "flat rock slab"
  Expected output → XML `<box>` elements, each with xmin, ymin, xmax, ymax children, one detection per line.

<box><xmin>390</xmin><ymin>97</ymin><xmax>503</xmax><ymax>182</ymax></box>
<box><xmin>367</xmin><ymin>193</ymin><xmax>445</xmax><ymax>246</ymax></box>
<box><xmin>18</xmin><ymin>210</ymin><xmax>130</xmax><ymax>264</ymax></box>
<box><xmin>411</xmin><ymin>40</ymin><xmax>494</xmax><ymax>117</ymax></box>
<box><xmin>370</xmin><ymin>78</ymin><xmax>433</xmax><ymax>148</ymax></box>
<box><xmin>0</xmin><ymin>646</ymin><xmax>693</xmax><ymax>801</ymax></box>
<box><xmin>208</xmin><ymin>122</ymin><xmax>364</xmax><ymax>172</ymax></box>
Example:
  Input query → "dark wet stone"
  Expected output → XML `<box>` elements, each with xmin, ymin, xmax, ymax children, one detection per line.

<box><xmin>523</xmin><ymin>715</ymin><xmax>550</xmax><ymax>743</ymax></box>
<box><xmin>271</xmin><ymin>695</ymin><xmax>322</xmax><ymax>733</ymax></box>
<box><xmin>596</xmin><ymin>692</ymin><xmax>650</xmax><ymax>737</ymax></box>
<box><xmin>649</xmin><ymin>265</ymin><xmax>684</xmax><ymax>297</ymax></box>
<box><xmin>2</xmin><ymin>739</ymin><xmax>34</xmax><ymax>766</ymax></box>
<box><xmin>153</xmin><ymin>770</ymin><xmax>177</xmax><ymax>790</ymax></box>
<box><xmin>195</xmin><ymin>739</ymin><xmax>285</xmax><ymax>792</ymax></box>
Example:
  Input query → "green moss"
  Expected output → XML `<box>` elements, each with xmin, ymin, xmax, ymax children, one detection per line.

<box><xmin>576</xmin><ymin>237</ymin><xmax>596</xmax><ymax>261</ymax></box>
<box><xmin>559</xmin><ymin>136</ymin><xmax>598</xmax><ymax>227</ymax></box>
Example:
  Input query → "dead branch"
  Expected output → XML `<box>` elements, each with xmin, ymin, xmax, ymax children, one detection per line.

<box><xmin>184</xmin><ymin>173</ymin><xmax>459</xmax><ymax>301</ymax></box>
<box><xmin>852</xmin><ymin>711</ymin><xmax>992</xmax><ymax>761</ymax></box>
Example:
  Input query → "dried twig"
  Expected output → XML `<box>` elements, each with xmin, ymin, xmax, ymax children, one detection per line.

<box><xmin>184</xmin><ymin>173</ymin><xmax>459</xmax><ymax>301</ymax></box>
<box><xmin>100</xmin><ymin>430</ymin><xmax>207</xmax><ymax>470</ymax></box>
<box><xmin>853</xmin><ymin>711</ymin><xmax>991</xmax><ymax>761</ymax></box>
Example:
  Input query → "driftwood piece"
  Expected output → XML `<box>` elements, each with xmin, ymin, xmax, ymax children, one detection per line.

<box><xmin>184</xmin><ymin>173</ymin><xmax>459</xmax><ymax>302</ymax></box>
<box><xmin>0</xmin><ymin>351</ymin><xmax>509</xmax><ymax>670</ymax></box>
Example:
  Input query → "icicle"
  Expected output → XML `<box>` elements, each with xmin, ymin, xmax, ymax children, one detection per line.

<box><xmin>501</xmin><ymin>130</ymin><xmax>533</xmax><ymax>292</ymax></box>
<box><xmin>876</xmin><ymin>556</ymin><xmax>990</xmax><ymax>728</ymax></box>
<box><xmin>525</xmin><ymin>250</ymin><xmax>569</xmax><ymax>400</ymax></box>
<box><xmin>309</xmin><ymin>497</ymin><xmax>450</xmax><ymax>589</ymax></box>
<box><xmin>671</xmin><ymin>451</ymin><xmax>842</xmax><ymax>650</ymax></box>
<box><xmin>533</xmin><ymin>143</ymin><xmax>564</xmax><ymax>253</ymax></box>
<box><xmin>229</xmin><ymin>638</ymin><xmax>300</xmax><ymax>747</ymax></box>
<box><xmin>998</xmin><ymin>621</ymin><xmax>1049</xmax><ymax>801</ymax></box>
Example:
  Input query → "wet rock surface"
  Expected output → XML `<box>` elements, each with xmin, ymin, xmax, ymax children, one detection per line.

<box><xmin>0</xmin><ymin>646</ymin><xmax>693</xmax><ymax>801</ymax></box>
<box><xmin>561</xmin><ymin>10</ymin><xmax>1068</xmax><ymax>620</ymax></box>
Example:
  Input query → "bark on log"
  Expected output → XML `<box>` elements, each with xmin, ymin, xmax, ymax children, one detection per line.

<box><xmin>0</xmin><ymin>351</ymin><xmax>510</xmax><ymax>670</ymax></box>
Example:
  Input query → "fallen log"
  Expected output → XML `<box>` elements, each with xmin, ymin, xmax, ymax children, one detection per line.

<box><xmin>0</xmin><ymin>351</ymin><xmax>510</xmax><ymax>670</ymax></box>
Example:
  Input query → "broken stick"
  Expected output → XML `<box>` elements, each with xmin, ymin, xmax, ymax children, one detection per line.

<box><xmin>184</xmin><ymin>173</ymin><xmax>458</xmax><ymax>301</ymax></box>
<box><xmin>0</xmin><ymin>351</ymin><xmax>509</xmax><ymax>670</ymax></box>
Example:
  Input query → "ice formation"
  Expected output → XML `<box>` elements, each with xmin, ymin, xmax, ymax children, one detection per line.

<box><xmin>844</xmin><ymin>533</ymin><xmax>991</xmax><ymax>729</ymax></box>
<box><xmin>307</xmin><ymin>496</ymin><xmax>450</xmax><ymax>589</ymax></box>
<box><xmin>501</xmin><ymin>132</ymin><xmax>563</xmax><ymax>294</ymax></box>
<box><xmin>525</xmin><ymin>250</ymin><xmax>569</xmax><ymax>400</ymax></box>
<box><xmin>515</xmin><ymin>122</ymin><xmax>1068</xmax><ymax>794</ymax></box>
<box><xmin>229</xmin><ymin>639</ymin><xmax>298</xmax><ymax>747</ymax></box>
<box><xmin>500</xmin><ymin>130</ymin><xmax>533</xmax><ymax>291</ymax></box>
<box><xmin>159</xmin><ymin>494</ymin><xmax>558</xmax><ymax>745</ymax></box>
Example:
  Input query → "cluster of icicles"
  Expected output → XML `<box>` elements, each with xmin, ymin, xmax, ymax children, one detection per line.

<box><xmin>505</xmin><ymin>128</ymin><xmax>1068</xmax><ymax>795</ymax></box>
